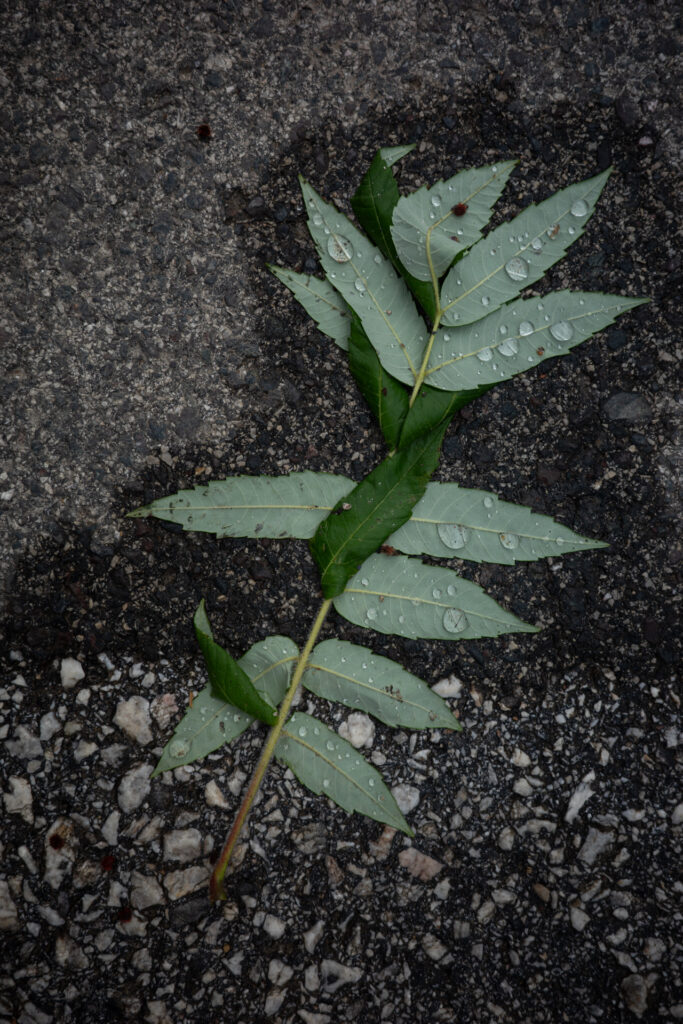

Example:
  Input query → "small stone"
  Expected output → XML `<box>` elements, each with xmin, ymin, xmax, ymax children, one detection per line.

<box><xmin>164</xmin><ymin>866</ymin><xmax>209</xmax><ymax>901</ymax></box>
<box><xmin>150</xmin><ymin>694</ymin><xmax>179</xmax><ymax>730</ymax></box>
<box><xmin>498</xmin><ymin>826</ymin><xmax>515</xmax><ymax>851</ymax></box>
<box><xmin>422</xmin><ymin>933</ymin><xmax>449</xmax><ymax>961</ymax></box>
<box><xmin>391</xmin><ymin>784</ymin><xmax>420</xmax><ymax>814</ymax></box>
<box><xmin>368</xmin><ymin>825</ymin><xmax>396</xmax><ymax>861</ymax></box>
<box><xmin>492</xmin><ymin>888</ymin><xmax>516</xmax><ymax>905</ymax></box>
<box><xmin>4</xmin><ymin>777</ymin><xmax>33</xmax><ymax>823</ymax></box>
<box><xmin>304</xmin><ymin>964</ymin><xmax>320</xmax><ymax>992</ymax></box>
<box><xmin>565</xmin><ymin>781</ymin><xmax>595</xmax><ymax>823</ymax></box>
<box><xmin>55</xmin><ymin>934</ymin><xmax>89</xmax><ymax>970</ymax></box>
<box><xmin>621</xmin><ymin>975</ymin><xmax>648</xmax><ymax>1018</ymax></box>
<box><xmin>114</xmin><ymin>696</ymin><xmax>153</xmax><ymax>745</ymax></box>
<box><xmin>205</xmin><ymin>780</ymin><xmax>229</xmax><ymax>808</ymax></box>
<box><xmin>5</xmin><ymin>726</ymin><xmax>42</xmax><ymax>760</ymax></box>
<box><xmin>477</xmin><ymin>899</ymin><xmax>496</xmax><ymax>923</ymax></box>
<box><xmin>643</xmin><ymin>936</ymin><xmax>666</xmax><ymax>962</ymax></box>
<box><xmin>73</xmin><ymin>739</ymin><xmax>98</xmax><ymax>762</ymax></box>
<box><xmin>511</xmin><ymin>747</ymin><xmax>531</xmax><ymax>768</ymax></box>
<box><xmin>263</xmin><ymin>914</ymin><xmax>286</xmax><ymax>939</ymax></box>
<box><xmin>578</xmin><ymin>827</ymin><xmax>614</xmax><ymax>866</ymax></box>
<box><xmin>44</xmin><ymin>820</ymin><xmax>77</xmax><ymax>890</ymax></box>
<box><xmin>101</xmin><ymin>810</ymin><xmax>120</xmax><ymax>845</ymax></box>
<box><xmin>603</xmin><ymin>392</ymin><xmax>653</xmax><ymax>423</ymax></box>
<box><xmin>320</xmin><ymin>959</ymin><xmax>363</xmax><ymax>993</ymax></box>
<box><xmin>398</xmin><ymin>847</ymin><xmax>444</xmax><ymax>881</ymax></box>
<box><xmin>0</xmin><ymin>879</ymin><xmax>19</xmax><ymax>931</ymax></box>
<box><xmin>130</xmin><ymin>871</ymin><xmax>165</xmax><ymax>910</ymax></box>
<box><xmin>432</xmin><ymin>674</ymin><xmax>463</xmax><ymax>698</ymax></box>
<box><xmin>303</xmin><ymin>919</ymin><xmax>325</xmax><ymax>953</ymax></box>
<box><xmin>117</xmin><ymin>764</ymin><xmax>153</xmax><ymax>813</ymax></box>
<box><xmin>671</xmin><ymin>802</ymin><xmax>683</xmax><ymax>826</ymax></box>
<box><xmin>338</xmin><ymin>713</ymin><xmax>375</xmax><ymax>749</ymax></box>
<box><xmin>453</xmin><ymin>920</ymin><xmax>470</xmax><ymax>940</ymax></box>
<box><xmin>570</xmin><ymin>906</ymin><xmax>590</xmax><ymax>931</ymax></box>
<box><xmin>267</xmin><ymin>959</ymin><xmax>293</xmax><ymax>986</ymax></box>
<box><xmin>40</xmin><ymin>712</ymin><xmax>61</xmax><ymax>741</ymax></box>
<box><xmin>513</xmin><ymin>778</ymin><xmax>533</xmax><ymax>796</ymax></box>
<box><xmin>163</xmin><ymin>828</ymin><xmax>202</xmax><ymax>862</ymax></box>
<box><xmin>533</xmin><ymin>883</ymin><xmax>551</xmax><ymax>903</ymax></box>
<box><xmin>264</xmin><ymin>990</ymin><xmax>285</xmax><ymax>1016</ymax></box>
<box><xmin>61</xmin><ymin>658</ymin><xmax>85</xmax><ymax>689</ymax></box>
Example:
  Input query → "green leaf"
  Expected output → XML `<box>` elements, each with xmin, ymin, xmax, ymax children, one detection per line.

<box><xmin>304</xmin><ymin>639</ymin><xmax>461</xmax><ymax>730</ymax></box>
<box><xmin>426</xmin><ymin>291</ymin><xmax>647</xmax><ymax>391</ymax></box>
<box><xmin>194</xmin><ymin>600</ymin><xmax>278</xmax><ymax>724</ymax></box>
<box><xmin>351</xmin><ymin>146</ymin><xmax>437</xmax><ymax>321</ymax></box>
<box><xmin>398</xmin><ymin>382</ymin><xmax>493</xmax><ymax>449</ymax></box>
<box><xmin>276</xmin><ymin>711</ymin><xmax>413</xmax><ymax>834</ymax></box>
<box><xmin>348</xmin><ymin>315</ymin><xmax>409</xmax><ymax>449</ymax></box>
<box><xmin>334</xmin><ymin>553</ymin><xmax>538</xmax><ymax>641</ymax></box>
<box><xmin>390</xmin><ymin>161</ymin><xmax>516</xmax><ymax>282</ymax></box>
<box><xmin>440</xmin><ymin>169</ymin><xmax>611</xmax><ymax>326</ymax></box>
<box><xmin>268</xmin><ymin>265</ymin><xmax>351</xmax><ymax>350</ymax></box>
<box><xmin>309</xmin><ymin>424</ymin><xmax>447</xmax><ymax>598</ymax></box>
<box><xmin>128</xmin><ymin>472</ymin><xmax>354</xmax><ymax>539</ymax></box>
<box><xmin>300</xmin><ymin>178</ymin><xmax>426</xmax><ymax>386</ymax></box>
<box><xmin>152</xmin><ymin>636</ymin><xmax>299</xmax><ymax>776</ymax></box>
<box><xmin>387</xmin><ymin>482</ymin><xmax>608</xmax><ymax>563</ymax></box>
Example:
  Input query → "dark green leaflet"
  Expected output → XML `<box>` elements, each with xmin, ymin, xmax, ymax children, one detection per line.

<box><xmin>398</xmin><ymin>382</ymin><xmax>494</xmax><ymax>448</ymax></box>
<box><xmin>347</xmin><ymin>315</ymin><xmax>409</xmax><ymax>449</ymax></box>
<box><xmin>351</xmin><ymin>147</ymin><xmax>437</xmax><ymax>322</ymax></box>
<box><xmin>309</xmin><ymin>423</ymin><xmax>447</xmax><ymax>598</ymax></box>
<box><xmin>193</xmin><ymin>600</ymin><xmax>278</xmax><ymax>725</ymax></box>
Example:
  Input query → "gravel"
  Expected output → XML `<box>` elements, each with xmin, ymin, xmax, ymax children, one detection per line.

<box><xmin>1</xmin><ymin>1</ymin><xmax>680</xmax><ymax>1022</ymax></box>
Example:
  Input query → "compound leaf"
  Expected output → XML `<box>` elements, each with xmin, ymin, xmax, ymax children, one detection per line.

<box><xmin>426</xmin><ymin>291</ymin><xmax>646</xmax><ymax>391</ymax></box>
<box><xmin>269</xmin><ymin>265</ymin><xmax>351</xmax><ymax>350</ymax></box>
<box><xmin>304</xmin><ymin>639</ymin><xmax>461</xmax><ymax>730</ymax></box>
<box><xmin>387</xmin><ymin>483</ymin><xmax>608</xmax><ymax>563</ymax></box>
<box><xmin>310</xmin><ymin>424</ymin><xmax>447</xmax><ymax>598</ymax></box>
<box><xmin>391</xmin><ymin>161</ymin><xmax>516</xmax><ymax>282</ymax></box>
<box><xmin>348</xmin><ymin>315</ymin><xmax>409</xmax><ymax>449</ymax></box>
<box><xmin>128</xmin><ymin>472</ymin><xmax>354</xmax><ymax>539</ymax></box>
<box><xmin>276</xmin><ymin>711</ymin><xmax>412</xmax><ymax>834</ymax></box>
<box><xmin>194</xmin><ymin>601</ymin><xmax>278</xmax><ymax>724</ymax></box>
<box><xmin>152</xmin><ymin>636</ymin><xmax>299</xmax><ymax>776</ymax></box>
<box><xmin>334</xmin><ymin>553</ymin><xmax>537</xmax><ymax>641</ymax></box>
<box><xmin>300</xmin><ymin>178</ymin><xmax>426</xmax><ymax>385</ymax></box>
<box><xmin>440</xmin><ymin>169</ymin><xmax>611</xmax><ymax>326</ymax></box>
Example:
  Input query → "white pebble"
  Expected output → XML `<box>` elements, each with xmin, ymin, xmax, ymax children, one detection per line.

<box><xmin>101</xmin><ymin>810</ymin><xmax>120</xmax><ymax>845</ymax></box>
<box><xmin>303</xmin><ymin>919</ymin><xmax>324</xmax><ymax>953</ymax></box>
<box><xmin>338</xmin><ymin>713</ymin><xmax>375</xmax><ymax>749</ymax></box>
<box><xmin>60</xmin><ymin>657</ymin><xmax>85</xmax><ymax>689</ymax></box>
<box><xmin>117</xmin><ymin>763</ymin><xmax>153</xmax><ymax>813</ymax></box>
<box><xmin>113</xmin><ymin>696</ymin><xmax>153</xmax><ymax>746</ymax></box>
<box><xmin>565</xmin><ymin>780</ymin><xmax>595</xmax><ymax>823</ymax></box>
<box><xmin>498</xmin><ymin>826</ymin><xmax>515</xmax><ymax>851</ymax></box>
<box><xmin>3</xmin><ymin>777</ymin><xmax>33</xmax><ymax>823</ymax></box>
<box><xmin>432</xmin><ymin>674</ymin><xmax>463</xmax><ymax>698</ymax></box>
<box><xmin>205</xmin><ymin>780</ymin><xmax>229</xmax><ymax>808</ymax></box>
<box><xmin>40</xmin><ymin>712</ymin><xmax>61</xmax><ymax>742</ymax></box>
<box><xmin>163</xmin><ymin>828</ymin><xmax>202</xmax><ymax>863</ymax></box>
<box><xmin>570</xmin><ymin>906</ymin><xmax>590</xmax><ymax>931</ymax></box>
<box><xmin>391</xmin><ymin>784</ymin><xmax>420</xmax><ymax>814</ymax></box>
<box><xmin>672</xmin><ymin>802</ymin><xmax>683</xmax><ymax>826</ymax></box>
<box><xmin>511</xmin><ymin>747</ymin><xmax>531</xmax><ymax>768</ymax></box>
<box><xmin>263</xmin><ymin>914</ymin><xmax>286</xmax><ymax>939</ymax></box>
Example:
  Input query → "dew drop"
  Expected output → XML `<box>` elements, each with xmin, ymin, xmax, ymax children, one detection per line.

<box><xmin>327</xmin><ymin>234</ymin><xmax>353</xmax><ymax>262</ymax></box>
<box><xmin>431</xmin><ymin>194</ymin><xmax>442</xmax><ymax>207</ymax></box>
<box><xmin>361</xmin><ymin>578</ymin><xmax>369</xmax><ymax>587</ymax></box>
<box><xmin>481</xmin><ymin>295</ymin><xmax>490</xmax><ymax>307</ymax></box>
<box><xmin>499</xmin><ymin>325</ymin><xmax>508</xmax><ymax>335</ymax></box>
<box><xmin>432</xmin><ymin>588</ymin><xmax>442</xmax><ymax>600</ymax></box>
<box><xmin>374</xmin><ymin>254</ymin><xmax>382</xmax><ymax>264</ymax></box>
<box><xmin>169</xmin><ymin>739</ymin><xmax>189</xmax><ymax>759</ymax></box>
<box><xmin>505</xmin><ymin>256</ymin><xmax>529</xmax><ymax>282</ymax></box>
<box><xmin>447</xmin><ymin>584</ymin><xmax>456</xmax><ymax>597</ymax></box>
<box><xmin>498</xmin><ymin>337</ymin><xmax>519</xmax><ymax>357</ymax></box>
<box><xmin>443</xmin><ymin>608</ymin><xmax>468</xmax><ymax>634</ymax></box>
<box><xmin>531</xmin><ymin>236</ymin><xmax>543</xmax><ymax>252</ymax></box>
<box><xmin>398</xmin><ymin>614</ymin><xmax>405</xmax><ymax>624</ymax></box>
<box><xmin>546</xmin><ymin>225</ymin><xmax>559</xmax><ymax>238</ymax></box>
<box><xmin>366</xmin><ymin>608</ymin><xmax>378</xmax><ymax>621</ymax></box>
<box><xmin>477</xmin><ymin>346</ymin><xmax>494</xmax><ymax>362</ymax></box>
<box><xmin>567</xmin><ymin>226</ymin><xmax>576</xmax><ymax>236</ymax></box>
<box><xmin>490</xmin><ymin>248</ymin><xmax>497</xmax><ymax>256</ymax></box>
<box><xmin>443</xmin><ymin>332</ymin><xmax>450</xmax><ymax>341</ymax></box>
<box><xmin>519</xmin><ymin>320</ymin><xmax>534</xmax><ymax>336</ymax></box>
<box><xmin>323</xmin><ymin>779</ymin><xmax>330</xmax><ymax>789</ymax></box>
<box><xmin>312</xmin><ymin>212</ymin><xmax>323</xmax><ymax>226</ymax></box>
<box><xmin>438</xmin><ymin>523</ymin><xmax>470</xmax><ymax>549</ymax></box>
<box><xmin>571</xmin><ymin>198</ymin><xmax>588</xmax><ymax>218</ymax></box>
<box><xmin>499</xmin><ymin>532</ymin><xmax>520</xmax><ymax>551</ymax></box>
<box><xmin>354</xmin><ymin>278</ymin><xmax>367</xmax><ymax>293</ymax></box>
<box><xmin>298</xmin><ymin>725</ymin><xmax>307</xmax><ymax>737</ymax></box>
<box><xmin>368</xmin><ymin>778</ymin><xmax>375</xmax><ymax>787</ymax></box>
<box><xmin>326</xmin><ymin>740</ymin><xmax>335</xmax><ymax>751</ymax></box>
<box><xmin>483</xmin><ymin>495</ymin><xmax>494</xmax><ymax>508</ymax></box>
<box><xmin>549</xmin><ymin>320</ymin><xmax>574</xmax><ymax>342</ymax></box>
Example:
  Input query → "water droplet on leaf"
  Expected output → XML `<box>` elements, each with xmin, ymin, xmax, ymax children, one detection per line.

<box><xmin>354</xmin><ymin>278</ymin><xmax>366</xmax><ymax>293</ymax></box>
<box><xmin>519</xmin><ymin>321</ymin><xmax>534</xmax><ymax>336</ymax></box>
<box><xmin>498</xmin><ymin>337</ymin><xmax>519</xmax><ymax>357</ymax></box>
<box><xmin>499</xmin><ymin>532</ymin><xmax>520</xmax><ymax>550</ymax></box>
<box><xmin>549</xmin><ymin>320</ymin><xmax>574</xmax><ymax>342</ymax></box>
<box><xmin>570</xmin><ymin>199</ymin><xmax>588</xmax><ymax>218</ymax></box>
<box><xmin>438</xmin><ymin>523</ymin><xmax>470</xmax><ymax>549</ymax></box>
<box><xmin>443</xmin><ymin>608</ymin><xmax>468</xmax><ymax>634</ymax></box>
<box><xmin>169</xmin><ymin>740</ymin><xmax>189</xmax><ymax>758</ymax></box>
<box><xmin>505</xmin><ymin>257</ymin><xmax>529</xmax><ymax>282</ymax></box>
<box><xmin>477</xmin><ymin>347</ymin><xmax>494</xmax><ymax>362</ymax></box>
<box><xmin>327</xmin><ymin>234</ymin><xmax>353</xmax><ymax>262</ymax></box>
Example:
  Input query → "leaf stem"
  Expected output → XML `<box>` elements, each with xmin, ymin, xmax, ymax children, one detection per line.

<box><xmin>408</xmin><ymin>308</ymin><xmax>442</xmax><ymax>409</ymax></box>
<box><xmin>209</xmin><ymin>598</ymin><xmax>333</xmax><ymax>901</ymax></box>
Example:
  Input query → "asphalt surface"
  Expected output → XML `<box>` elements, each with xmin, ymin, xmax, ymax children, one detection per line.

<box><xmin>0</xmin><ymin>2</ymin><xmax>681</xmax><ymax>1022</ymax></box>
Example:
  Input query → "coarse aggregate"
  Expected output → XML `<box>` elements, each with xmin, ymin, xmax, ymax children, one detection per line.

<box><xmin>0</xmin><ymin>1</ymin><xmax>680</xmax><ymax>1022</ymax></box>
